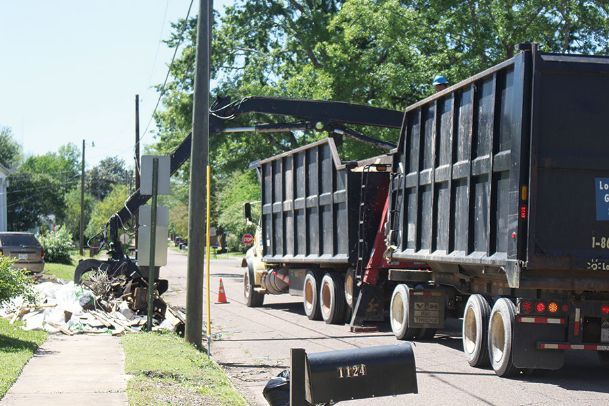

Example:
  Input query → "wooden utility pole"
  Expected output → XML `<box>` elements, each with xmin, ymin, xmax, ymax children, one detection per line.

<box><xmin>135</xmin><ymin>94</ymin><xmax>141</xmax><ymax>254</ymax></box>
<box><xmin>79</xmin><ymin>139</ymin><xmax>85</xmax><ymax>256</ymax></box>
<box><xmin>185</xmin><ymin>0</ymin><xmax>212</xmax><ymax>349</ymax></box>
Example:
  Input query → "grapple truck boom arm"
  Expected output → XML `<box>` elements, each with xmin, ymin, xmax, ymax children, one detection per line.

<box><xmin>106</xmin><ymin>96</ymin><xmax>403</xmax><ymax>257</ymax></box>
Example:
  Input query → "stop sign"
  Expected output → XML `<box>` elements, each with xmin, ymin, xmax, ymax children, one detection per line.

<box><xmin>242</xmin><ymin>233</ymin><xmax>255</xmax><ymax>245</ymax></box>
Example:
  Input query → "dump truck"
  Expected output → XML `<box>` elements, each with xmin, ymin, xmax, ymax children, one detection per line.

<box><xmin>243</xmin><ymin>44</ymin><xmax>609</xmax><ymax>376</ymax></box>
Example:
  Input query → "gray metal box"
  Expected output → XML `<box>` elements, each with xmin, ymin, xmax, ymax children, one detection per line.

<box><xmin>138</xmin><ymin>205</ymin><xmax>169</xmax><ymax>227</ymax></box>
<box><xmin>138</xmin><ymin>225</ymin><xmax>169</xmax><ymax>266</ymax></box>
<box><xmin>141</xmin><ymin>155</ymin><xmax>171</xmax><ymax>195</ymax></box>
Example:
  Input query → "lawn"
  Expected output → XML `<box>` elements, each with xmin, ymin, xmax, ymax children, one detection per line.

<box><xmin>0</xmin><ymin>318</ymin><xmax>47</xmax><ymax>399</ymax></box>
<box><xmin>122</xmin><ymin>332</ymin><xmax>246</xmax><ymax>406</ymax></box>
<box><xmin>43</xmin><ymin>249</ymin><xmax>106</xmax><ymax>282</ymax></box>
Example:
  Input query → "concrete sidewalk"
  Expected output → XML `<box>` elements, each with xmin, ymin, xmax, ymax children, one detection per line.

<box><xmin>1</xmin><ymin>334</ymin><xmax>128</xmax><ymax>405</ymax></box>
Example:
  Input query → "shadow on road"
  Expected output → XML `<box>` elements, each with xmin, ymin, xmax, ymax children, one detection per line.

<box><xmin>262</xmin><ymin>301</ymin><xmax>305</xmax><ymax>316</ymax></box>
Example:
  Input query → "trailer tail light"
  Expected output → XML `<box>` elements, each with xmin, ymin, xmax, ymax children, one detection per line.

<box><xmin>562</xmin><ymin>304</ymin><xmax>569</xmax><ymax>313</ymax></box>
<box><xmin>521</xmin><ymin>301</ymin><xmax>532</xmax><ymax>314</ymax></box>
<box><xmin>536</xmin><ymin>302</ymin><xmax>546</xmax><ymax>313</ymax></box>
<box><xmin>601</xmin><ymin>305</ymin><xmax>609</xmax><ymax>316</ymax></box>
<box><xmin>520</xmin><ymin>205</ymin><xmax>528</xmax><ymax>219</ymax></box>
<box><xmin>548</xmin><ymin>302</ymin><xmax>558</xmax><ymax>313</ymax></box>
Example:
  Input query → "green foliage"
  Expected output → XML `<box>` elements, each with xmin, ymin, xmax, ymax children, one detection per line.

<box><xmin>38</xmin><ymin>227</ymin><xmax>74</xmax><ymax>264</ymax></box>
<box><xmin>216</xmin><ymin>171</ymin><xmax>259</xmax><ymax>245</ymax></box>
<box><xmin>0</xmin><ymin>318</ymin><xmax>47</xmax><ymax>398</ymax></box>
<box><xmin>87</xmin><ymin>157</ymin><xmax>133</xmax><ymax>200</ymax></box>
<box><xmin>86</xmin><ymin>184</ymin><xmax>130</xmax><ymax>237</ymax></box>
<box><xmin>154</xmin><ymin>0</ymin><xmax>609</xmax><ymax>175</ymax></box>
<box><xmin>0</xmin><ymin>256</ymin><xmax>33</xmax><ymax>304</ymax></box>
<box><xmin>63</xmin><ymin>186</ymin><xmax>94</xmax><ymax>240</ymax></box>
<box><xmin>0</xmin><ymin>127</ymin><xmax>21</xmax><ymax>169</ymax></box>
<box><xmin>7</xmin><ymin>143</ymin><xmax>81</xmax><ymax>231</ymax></box>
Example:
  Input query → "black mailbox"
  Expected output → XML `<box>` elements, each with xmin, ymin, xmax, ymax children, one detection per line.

<box><xmin>291</xmin><ymin>344</ymin><xmax>417</xmax><ymax>405</ymax></box>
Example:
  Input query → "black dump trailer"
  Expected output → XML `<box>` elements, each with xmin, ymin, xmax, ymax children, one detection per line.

<box><xmin>251</xmin><ymin>137</ymin><xmax>393</xmax><ymax>323</ymax></box>
<box><xmin>385</xmin><ymin>44</ymin><xmax>609</xmax><ymax>376</ymax></box>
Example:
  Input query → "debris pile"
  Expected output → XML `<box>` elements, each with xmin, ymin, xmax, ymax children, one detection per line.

<box><xmin>0</xmin><ymin>272</ymin><xmax>185</xmax><ymax>336</ymax></box>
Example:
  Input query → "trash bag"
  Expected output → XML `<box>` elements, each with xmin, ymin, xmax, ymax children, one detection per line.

<box><xmin>263</xmin><ymin>369</ymin><xmax>290</xmax><ymax>406</ymax></box>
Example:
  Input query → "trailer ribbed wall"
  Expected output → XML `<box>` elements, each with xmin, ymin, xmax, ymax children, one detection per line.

<box><xmin>388</xmin><ymin>48</ymin><xmax>609</xmax><ymax>289</ymax></box>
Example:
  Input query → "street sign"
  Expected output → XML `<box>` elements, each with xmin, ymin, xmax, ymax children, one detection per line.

<box><xmin>242</xmin><ymin>233</ymin><xmax>254</xmax><ymax>245</ymax></box>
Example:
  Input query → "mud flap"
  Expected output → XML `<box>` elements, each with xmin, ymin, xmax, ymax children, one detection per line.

<box><xmin>512</xmin><ymin>321</ymin><xmax>565</xmax><ymax>370</ymax></box>
<box><xmin>349</xmin><ymin>284</ymin><xmax>385</xmax><ymax>329</ymax></box>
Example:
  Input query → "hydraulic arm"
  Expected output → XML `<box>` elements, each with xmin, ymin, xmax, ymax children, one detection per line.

<box><xmin>82</xmin><ymin>96</ymin><xmax>403</xmax><ymax>282</ymax></box>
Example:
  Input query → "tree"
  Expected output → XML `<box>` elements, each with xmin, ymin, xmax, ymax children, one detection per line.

<box><xmin>216</xmin><ymin>171</ymin><xmax>259</xmax><ymax>240</ymax></box>
<box><xmin>154</xmin><ymin>0</ymin><xmax>609</xmax><ymax>175</ymax></box>
<box><xmin>87</xmin><ymin>157</ymin><xmax>133</xmax><ymax>200</ymax></box>
<box><xmin>7</xmin><ymin>144</ymin><xmax>81</xmax><ymax>230</ymax></box>
<box><xmin>86</xmin><ymin>184</ymin><xmax>131</xmax><ymax>238</ymax></box>
<box><xmin>7</xmin><ymin>171</ymin><xmax>61</xmax><ymax>231</ymax></box>
<box><xmin>63</xmin><ymin>186</ymin><xmax>94</xmax><ymax>240</ymax></box>
<box><xmin>0</xmin><ymin>127</ymin><xmax>21</xmax><ymax>169</ymax></box>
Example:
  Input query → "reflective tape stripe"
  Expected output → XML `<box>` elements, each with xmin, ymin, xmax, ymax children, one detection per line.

<box><xmin>574</xmin><ymin>308</ymin><xmax>581</xmax><ymax>337</ymax></box>
<box><xmin>516</xmin><ymin>316</ymin><xmax>565</xmax><ymax>325</ymax></box>
<box><xmin>538</xmin><ymin>343</ymin><xmax>609</xmax><ymax>351</ymax></box>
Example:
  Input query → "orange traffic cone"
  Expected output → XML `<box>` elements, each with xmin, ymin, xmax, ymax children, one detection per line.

<box><xmin>216</xmin><ymin>278</ymin><xmax>229</xmax><ymax>304</ymax></box>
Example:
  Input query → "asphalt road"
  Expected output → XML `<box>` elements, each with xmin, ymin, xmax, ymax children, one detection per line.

<box><xmin>161</xmin><ymin>249</ymin><xmax>609</xmax><ymax>406</ymax></box>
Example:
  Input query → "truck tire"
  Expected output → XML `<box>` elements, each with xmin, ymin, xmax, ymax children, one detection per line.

<box><xmin>390</xmin><ymin>284</ymin><xmax>421</xmax><ymax>340</ymax></box>
<box><xmin>320</xmin><ymin>273</ymin><xmax>346</xmax><ymax>324</ymax></box>
<box><xmin>244</xmin><ymin>263</ymin><xmax>264</xmax><ymax>307</ymax></box>
<box><xmin>344</xmin><ymin>268</ymin><xmax>358</xmax><ymax>310</ymax></box>
<box><xmin>303</xmin><ymin>271</ymin><xmax>321</xmax><ymax>320</ymax></box>
<box><xmin>463</xmin><ymin>294</ymin><xmax>491</xmax><ymax>367</ymax></box>
<box><xmin>488</xmin><ymin>298</ymin><xmax>519</xmax><ymax>377</ymax></box>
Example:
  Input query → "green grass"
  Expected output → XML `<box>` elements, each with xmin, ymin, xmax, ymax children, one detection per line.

<box><xmin>44</xmin><ymin>250</ymin><xmax>107</xmax><ymax>281</ymax></box>
<box><xmin>122</xmin><ymin>332</ymin><xmax>246</xmax><ymax>406</ymax></box>
<box><xmin>0</xmin><ymin>318</ymin><xmax>47</xmax><ymax>399</ymax></box>
<box><xmin>43</xmin><ymin>262</ymin><xmax>75</xmax><ymax>281</ymax></box>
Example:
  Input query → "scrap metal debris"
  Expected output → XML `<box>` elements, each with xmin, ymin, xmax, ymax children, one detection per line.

<box><xmin>0</xmin><ymin>272</ymin><xmax>185</xmax><ymax>336</ymax></box>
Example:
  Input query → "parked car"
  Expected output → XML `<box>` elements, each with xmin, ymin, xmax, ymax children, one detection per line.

<box><xmin>0</xmin><ymin>232</ymin><xmax>45</xmax><ymax>273</ymax></box>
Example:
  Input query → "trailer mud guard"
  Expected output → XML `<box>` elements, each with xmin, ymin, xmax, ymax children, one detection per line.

<box><xmin>512</xmin><ymin>319</ymin><xmax>565</xmax><ymax>370</ymax></box>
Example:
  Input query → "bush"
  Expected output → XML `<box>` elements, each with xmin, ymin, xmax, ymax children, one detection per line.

<box><xmin>39</xmin><ymin>226</ymin><xmax>73</xmax><ymax>264</ymax></box>
<box><xmin>0</xmin><ymin>256</ymin><xmax>33</xmax><ymax>304</ymax></box>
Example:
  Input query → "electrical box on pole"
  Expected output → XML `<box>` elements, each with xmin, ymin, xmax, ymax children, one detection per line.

<box><xmin>140</xmin><ymin>155</ymin><xmax>170</xmax><ymax>330</ymax></box>
<box><xmin>141</xmin><ymin>155</ymin><xmax>171</xmax><ymax>195</ymax></box>
<box><xmin>138</xmin><ymin>205</ymin><xmax>169</xmax><ymax>267</ymax></box>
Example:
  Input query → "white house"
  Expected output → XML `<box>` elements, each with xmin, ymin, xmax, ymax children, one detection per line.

<box><xmin>0</xmin><ymin>163</ymin><xmax>9</xmax><ymax>231</ymax></box>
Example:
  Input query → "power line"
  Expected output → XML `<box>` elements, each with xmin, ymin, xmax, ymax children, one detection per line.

<box><xmin>140</xmin><ymin>0</ymin><xmax>195</xmax><ymax>146</ymax></box>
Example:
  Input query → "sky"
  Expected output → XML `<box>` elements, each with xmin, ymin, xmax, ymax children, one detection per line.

<box><xmin>0</xmin><ymin>0</ymin><xmax>229</xmax><ymax>168</ymax></box>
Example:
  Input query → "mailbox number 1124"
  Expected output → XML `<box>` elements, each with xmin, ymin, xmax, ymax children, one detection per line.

<box><xmin>337</xmin><ymin>364</ymin><xmax>367</xmax><ymax>378</ymax></box>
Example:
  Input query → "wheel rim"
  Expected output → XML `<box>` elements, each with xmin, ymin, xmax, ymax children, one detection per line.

<box><xmin>345</xmin><ymin>273</ymin><xmax>353</xmax><ymax>307</ymax></box>
<box><xmin>463</xmin><ymin>306</ymin><xmax>477</xmax><ymax>354</ymax></box>
<box><xmin>490</xmin><ymin>311</ymin><xmax>506</xmax><ymax>363</ymax></box>
<box><xmin>244</xmin><ymin>272</ymin><xmax>250</xmax><ymax>299</ymax></box>
<box><xmin>304</xmin><ymin>278</ymin><xmax>314</xmax><ymax>313</ymax></box>
<box><xmin>391</xmin><ymin>292</ymin><xmax>405</xmax><ymax>331</ymax></box>
<box><xmin>321</xmin><ymin>280</ymin><xmax>332</xmax><ymax>317</ymax></box>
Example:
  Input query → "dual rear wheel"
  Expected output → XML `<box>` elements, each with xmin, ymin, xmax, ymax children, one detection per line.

<box><xmin>463</xmin><ymin>295</ymin><xmax>519</xmax><ymax>377</ymax></box>
<box><xmin>303</xmin><ymin>271</ymin><xmax>347</xmax><ymax>324</ymax></box>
